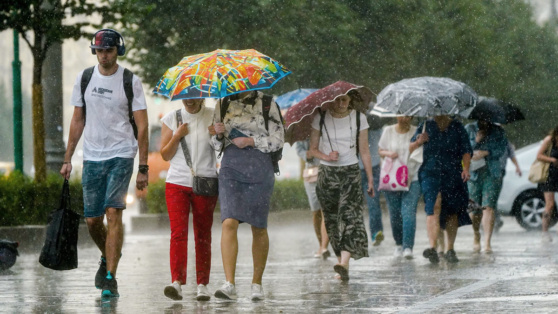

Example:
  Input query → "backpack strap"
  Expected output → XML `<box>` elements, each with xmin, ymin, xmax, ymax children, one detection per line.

<box><xmin>123</xmin><ymin>68</ymin><xmax>138</xmax><ymax>139</ymax></box>
<box><xmin>318</xmin><ymin>108</ymin><xmax>333</xmax><ymax>151</ymax></box>
<box><xmin>80</xmin><ymin>66</ymin><xmax>137</xmax><ymax>139</ymax></box>
<box><xmin>261</xmin><ymin>95</ymin><xmax>283</xmax><ymax>132</ymax></box>
<box><xmin>80</xmin><ymin>66</ymin><xmax>95</xmax><ymax>125</ymax></box>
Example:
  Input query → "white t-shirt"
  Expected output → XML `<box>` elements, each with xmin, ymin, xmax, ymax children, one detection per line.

<box><xmin>378</xmin><ymin>124</ymin><xmax>420</xmax><ymax>181</ymax></box>
<box><xmin>311</xmin><ymin>110</ymin><xmax>369</xmax><ymax>167</ymax></box>
<box><xmin>70</xmin><ymin>65</ymin><xmax>147</xmax><ymax>161</ymax></box>
<box><xmin>161</xmin><ymin>105</ymin><xmax>218</xmax><ymax>187</ymax></box>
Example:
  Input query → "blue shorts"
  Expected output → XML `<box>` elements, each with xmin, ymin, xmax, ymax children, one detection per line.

<box><xmin>82</xmin><ymin>157</ymin><xmax>134</xmax><ymax>218</ymax></box>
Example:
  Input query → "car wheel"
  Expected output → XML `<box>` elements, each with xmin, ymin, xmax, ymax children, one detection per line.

<box><xmin>513</xmin><ymin>190</ymin><xmax>557</xmax><ymax>230</ymax></box>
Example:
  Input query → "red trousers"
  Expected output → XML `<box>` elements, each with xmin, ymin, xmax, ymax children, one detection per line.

<box><xmin>165</xmin><ymin>183</ymin><xmax>217</xmax><ymax>285</ymax></box>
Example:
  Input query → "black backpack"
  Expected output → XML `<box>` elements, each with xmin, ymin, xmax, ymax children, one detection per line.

<box><xmin>318</xmin><ymin>108</ymin><xmax>361</xmax><ymax>157</ymax></box>
<box><xmin>80</xmin><ymin>66</ymin><xmax>138</xmax><ymax>139</ymax></box>
<box><xmin>220</xmin><ymin>94</ymin><xmax>285</xmax><ymax>175</ymax></box>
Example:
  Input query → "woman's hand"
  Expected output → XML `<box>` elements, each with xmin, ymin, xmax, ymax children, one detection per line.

<box><xmin>387</xmin><ymin>151</ymin><xmax>398</xmax><ymax>159</ymax></box>
<box><xmin>416</xmin><ymin>132</ymin><xmax>429</xmax><ymax>145</ymax></box>
<box><xmin>175</xmin><ymin>122</ymin><xmax>189</xmax><ymax>138</ymax></box>
<box><xmin>462</xmin><ymin>168</ymin><xmax>471</xmax><ymax>182</ymax></box>
<box><xmin>367</xmin><ymin>180</ymin><xmax>375</xmax><ymax>197</ymax></box>
<box><xmin>232</xmin><ymin>137</ymin><xmax>254</xmax><ymax>148</ymax></box>
<box><xmin>552</xmin><ymin>158</ymin><xmax>558</xmax><ymax>167</ymax></box>
<box><xmin>213</xmin><ymin>122</ymin><xmax>225</xmax><ymax>135</ymax></box>
<box><xmin>326</xmin><ymin>151</ymin><xmax>339</xmax><ymax>162</ymax></box>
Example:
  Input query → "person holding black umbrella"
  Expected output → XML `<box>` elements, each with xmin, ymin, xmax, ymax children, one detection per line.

<box><xmin>465</xmin><ymin>120</ymin><xmax>508</xmax><ymax>253</ymax></box>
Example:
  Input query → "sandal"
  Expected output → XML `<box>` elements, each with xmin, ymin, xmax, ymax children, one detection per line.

<box><xmin>333</xmin><ymin>264</ymin><xmax>349</xmax><ymax>281</ymax></box>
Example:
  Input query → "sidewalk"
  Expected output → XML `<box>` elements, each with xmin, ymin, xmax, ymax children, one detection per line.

<box><xmin>1</xmin><ymin>209</ymin><xmax>558</xmax><ymax>313</ymax></box>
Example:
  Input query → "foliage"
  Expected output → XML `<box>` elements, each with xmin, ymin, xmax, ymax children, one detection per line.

<box><xmin>0</xmin><ymin>171</ymin><xmax>83</xmax><ymax>226</ymax></box>
<box><xmin>146</xmin><ymin>178</ymin><xmax>309</xmax><ymax>214</ymax></box>
<box><xmin>120</xmin><ymin>0</ymin><xmax>558</xmax><ymax>147</ymax></box>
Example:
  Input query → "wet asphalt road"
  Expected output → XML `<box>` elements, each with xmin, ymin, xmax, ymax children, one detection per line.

<box><xmin>1</xmin><ymin>208</ymin><xmax>558</xmax><ymax>313</ymax></box>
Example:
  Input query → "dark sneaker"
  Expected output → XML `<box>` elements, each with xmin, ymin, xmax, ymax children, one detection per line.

<box><xmin>423</xmin><ymin>248</ymin><xmax>439</xmax><ymax>264</ymax></box>
<box><xmin>95</xmin><ymin>257</ymin><xmax>107</xmax><ymax>289</ymax></box>
<box><xmin>445</xmin><ymin>249</ymin><xmax>459</xmax><ymax>264</ymax></box>
<box><xmin>101</xmin><ymin>271</ymin><xmax>119</xmax><ymax>297</ymax></box>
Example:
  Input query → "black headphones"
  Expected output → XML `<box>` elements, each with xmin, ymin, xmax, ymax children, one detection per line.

<box><xmin>90</xmin><ymin>29</ymin><xmax>126</xmax><ymax>56</ymax></box>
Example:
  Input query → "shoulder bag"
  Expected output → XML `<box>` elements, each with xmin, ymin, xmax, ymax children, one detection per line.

<box><xmin>176</xmin><ymin>110</ymin><xmax>219</xmax><ymax>196</ymax></box>
<box><xmin>528</xmin><ymin>142</ymin><xmax>553</xmax><ymax>184</ymax></box>
<box><xmin>378</xmin><ymin>157</ymin><xmax>409</xmax><ymax>192</ymax></box>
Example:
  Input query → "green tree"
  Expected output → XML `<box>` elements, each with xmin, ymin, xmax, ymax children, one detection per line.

<box><xmin>122</xmin><ymin>0</ymin><xmax>558</xmax><ymax>146</ymax></box>
<box><xmin>0</xmin><ymin>0</ymin><xmax>138</xmax><ymax>181</ymax></box>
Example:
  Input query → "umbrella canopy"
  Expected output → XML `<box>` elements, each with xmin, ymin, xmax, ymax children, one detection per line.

<box><xmin>153</xmin><ymin>49</ymin><xmax>291</xmax><ymax>100</ymax></box>
<box><xmin>373</xmin><ymin>77</ymin><xmax>477</xmax><ymax>118</ymax></box>
<box><xmin>468</xmin><ymin>97</ymin><xmax>506</xmax><ymax>124</ymax></box>
<box><xmin>284</xmin><ymin>81</ymin><xmax>374</xmax><ymax>145</ymax></box>
<box><xmin>501</xmin><ymin>103</ymin><xmax>525</xmax><ymax>123</ymax></box>
<box><xmin>275</xmin><ymin>88</ymin><xmax>318</xmax><ymax>109</ymax></box>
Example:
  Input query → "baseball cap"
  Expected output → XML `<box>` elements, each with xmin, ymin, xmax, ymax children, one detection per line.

<box><xmin>90</xmin><ymin>30</ymin><xmax>122</xmax><ymax>50</ymax></box>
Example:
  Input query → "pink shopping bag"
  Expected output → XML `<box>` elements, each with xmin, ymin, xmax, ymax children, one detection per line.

<box><xmin>378</xmin><ymin>157</ymin><xmax>409</xmax><ymax>191</ymax></box>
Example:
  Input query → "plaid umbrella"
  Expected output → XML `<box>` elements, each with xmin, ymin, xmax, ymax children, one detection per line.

<box><xmin>284</xmin><ymin>81</ymin><xmax>374</xmax><ymax>145</ymax></box>
<box><xmin>373</xmin><ymin>77</ymin><xmax>477</xmax><ymax>117</ymax></box>
<box><xmin>153</xmin><ymin>49</ymin><xmax>291</xmax><ymax>100</ymax></box>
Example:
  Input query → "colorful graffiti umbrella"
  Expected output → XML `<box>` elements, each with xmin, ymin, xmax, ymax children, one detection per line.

<box><xmin>284</xmin><ymin>81</ymin><xmax>374</xmax><ymax>145</ymax></box>
<box><xmin>275</xmin><ymin>88</ymin><xmax>318</xmax><ymax>109</ymax></box>
<box><xmin>153</xmin><ymin>49</ymin><xmax>291</xmax><ymax>100</ymax></box>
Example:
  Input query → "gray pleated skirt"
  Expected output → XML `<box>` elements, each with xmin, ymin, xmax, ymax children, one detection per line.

<box><xmin>219</xmin><ymin>145</ymin><xmax>275</xmax><ymax>228</ymax></box>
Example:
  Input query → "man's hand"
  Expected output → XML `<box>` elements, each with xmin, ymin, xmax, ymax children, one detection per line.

<box><xmin>136</xmin><ymin>172</ymin><xmax>148</xmax><ymax>190</ymax></box>
<box><xmin>60</xmin><ymin>163</ymin><xmax>72</xmax><ymax>180</ymax></box>
<box><xmin>462</xmin><ymin>169</ymin><xmax>471</xmax><ymax>182</ymax></box>
<box><xmin>416</xmin><ymin>132</ymin><xmax>429</xmax><ymax>145</ymax></box>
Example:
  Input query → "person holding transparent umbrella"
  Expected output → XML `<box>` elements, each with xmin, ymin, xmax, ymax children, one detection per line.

<box><xmin>374</xmin><ymin>77</ymin><xmax>477</xmax><ymax>264</ymax></box>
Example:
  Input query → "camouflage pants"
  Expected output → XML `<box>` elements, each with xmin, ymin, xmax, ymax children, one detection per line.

<box><xmin>316</xmin><ymin>164</ymin><xmax>369</xmax><ymax>260</ymax></box>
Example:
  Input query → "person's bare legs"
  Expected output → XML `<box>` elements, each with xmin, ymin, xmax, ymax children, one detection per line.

<box><xmin>221</xmin><ymin>218</ymin><xmax>239</xmax><ymax>284</ymax></box>
<box><xmin>427</xmin><ymin>193</ymin><xmax>442</xmax><ymax>248</ymax></box>
<box><xmin>470</xmin><ymin>212</ymin><xmax>482</xmax><ymax>252</ymax></box>
<box><xmin>251</xmin><ymin>226</ymin><xmax>269</xmax><ymax>285</ymax></box>
<box><xmin>482</xmin><ymin>207</ymin><xmax>495</xmax><ymax>252</ymax></box>
<box><xmin>86</xmin><ymin>216</ymin><xmax>107</xmax><ymax>258</ymax></box>
<box><xmin>542</xmin><ymin>192</ymin><xmax>555</xmax><ymax>232</ymax></box>
<box><xmin>436</xmin><ymin>229</ymin><xmax>445</xmax><ymax>255</ymax></box>
<box><xmin>312</xmin><ymin>210</ymin><xmax>323</xmax><ymax>254</ymax></box>
<box><xmin>445</xmin><ymin>214</ymin><xmax>458</xmax><ymax>252</ymax></box>
<box><xmin>104</xmin><ymin>208</ymin><xmax>123</xmax><ymax>274</ymax></box>
<box><xmin>320</xmin><ymin>211</ymin><xmax>329</xmax><ymax>252</ymax></box>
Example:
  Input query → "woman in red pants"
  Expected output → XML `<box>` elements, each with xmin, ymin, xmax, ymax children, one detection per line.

<box><xmin>160</xmin><ymin>98</ymin><xmax>218</xmax><ymax>301</ymax></box>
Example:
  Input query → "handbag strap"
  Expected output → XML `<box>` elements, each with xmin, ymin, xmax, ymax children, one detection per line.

<box><xmin>176</xmin><ymin>110</ymin><xmax>196</xmax><ymax>176</ymax></box>
<box><xmin>59</xmin><ymin>179</ymin><xmax>71</xmax><ymax>211</ymax></box>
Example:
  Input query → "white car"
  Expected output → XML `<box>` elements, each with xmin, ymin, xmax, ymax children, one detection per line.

<box><xmin>497</xmin><ymin>141</ymin><xmax>558</xmax><ymax>230</ymax></box>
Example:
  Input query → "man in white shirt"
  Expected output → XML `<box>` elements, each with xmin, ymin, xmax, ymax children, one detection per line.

<box><xmin>60</xmin><ymin>29</ymin><xmax>149</xmax><ymax>298</ymax></box>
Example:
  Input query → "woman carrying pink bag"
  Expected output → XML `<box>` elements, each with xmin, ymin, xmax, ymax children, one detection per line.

<box><xmin>378</xmin><ymin>116</ymin><xmax>423</xmax><ymax>259</ymax></box>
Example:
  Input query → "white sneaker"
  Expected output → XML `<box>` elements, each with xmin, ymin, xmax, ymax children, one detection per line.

<box><xmin>251</xmin><ymin>283</ymin><xmax>264</xmax><ymax>301</ymax></box>
<box><xmin>164</xmin><ymin>281</ymin><xmax>183</xmax><ymax>300</ymax></box>
<box><xmin>214</xmin><ymin>281</ymin><xmax>237</xmax><ymax>300</ymax></box>
<box><xmin>393</xmin><ymin>246</ymin><xmax>403</xmax><ymax>257</ymax></box>
<box><xmin>403</xmin><ymin>248</ymin><xmax>413</xmax><ymax>259</ymax></box>
<box><xmin>196</xmin><ymin>284</ymin><xmax>211</xmax><ymax>301</ymax></box>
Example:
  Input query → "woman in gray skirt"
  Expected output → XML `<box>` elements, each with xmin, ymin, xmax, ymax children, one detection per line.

<box><xmin>309</xmin><ymin>91</ymin><xmax>374</xmax><ymax>281</ymax></box>
<box><xmin>211</xmin><ymin>91</ymin><xmax>284</xmax><ymax>301</ymax></box>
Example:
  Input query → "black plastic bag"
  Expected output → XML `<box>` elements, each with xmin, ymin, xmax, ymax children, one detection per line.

<box><xmin>39</xmin><ymin>179</ymin><xmax>81</xmax><ymax>270</ymax></box>
<box><xmin>0</xmin><ymin>239</ymin><xmax>19</xmax><ymax>270</ymax></box>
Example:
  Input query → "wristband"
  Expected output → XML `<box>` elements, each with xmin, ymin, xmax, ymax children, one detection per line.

<box><xmin>138</xmin><ymin>164</ymin><xmax>149</xmax><ymax>174</ymax></box>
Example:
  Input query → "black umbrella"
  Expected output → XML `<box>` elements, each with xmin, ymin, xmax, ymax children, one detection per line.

<box><xmin>501</xmin><ymin>103</ymin><xmax>525</xmax><ymax>123</ymax></box>
<box><xmin>468</xmin><ymin>97</ymin><xmax>506</xmax><ymax>124</ymax></box>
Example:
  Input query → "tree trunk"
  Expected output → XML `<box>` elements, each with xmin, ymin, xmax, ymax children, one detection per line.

<box><xmin>32</xmin><ymin>52</ymin><xmax>46</xmax><ymax>182</ymax></box>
